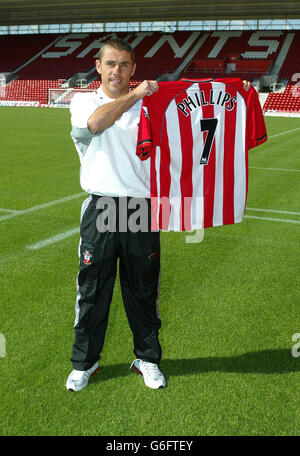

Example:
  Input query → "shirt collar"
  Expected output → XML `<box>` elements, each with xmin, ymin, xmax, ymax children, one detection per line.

<box><xmin>97</xmin><ymin>85</ymin><xmax>115</xmax><ymax>102</ymax></box>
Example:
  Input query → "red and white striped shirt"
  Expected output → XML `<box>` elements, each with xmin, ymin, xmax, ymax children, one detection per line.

<box><xmin>136</xmin><ymin>78</ymin><xmax>267</xmax><ymax>231</ymax></box>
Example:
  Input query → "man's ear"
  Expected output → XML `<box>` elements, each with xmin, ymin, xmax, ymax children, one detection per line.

<box><xmin>131</xmin><ymin>63</ymin><xmax>137</xmax><ymax>77</ymax></box>
<box><xmin>95</xmin><ymin>59</ymin><xmax>102</xmax><ymax>75</ymax></box>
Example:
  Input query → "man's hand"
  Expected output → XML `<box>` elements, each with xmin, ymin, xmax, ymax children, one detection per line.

<box><xmin>133</xmin><ymin>80</ymin><xmax>159</xmax><ymax>99</ymax></box>
<box><xmin>88</xmin><ymin>80</ymin><xmax>159</xmax><ymax>133</ymax></box>
<box><xmin>243</xmin><ymin>80</ymin><xmax>251</xmax><ymax>90</ymax></box>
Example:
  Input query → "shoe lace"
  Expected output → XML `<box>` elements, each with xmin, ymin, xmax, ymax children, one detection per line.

<box><xmin>140</xmin><ymin>360</ymin><xmax>161</xmax><ymax>379</ymax></box>
<box><xmin>72</xmin><ymin>363</ymin><xmax>97</xmax><ymax>380</ymax></box>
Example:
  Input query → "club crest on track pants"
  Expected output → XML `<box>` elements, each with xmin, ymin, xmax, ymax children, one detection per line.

<box><xmin>71</xmin><ymin>195</ymin><xmax>162</xmax><ymax>371</ymax></box>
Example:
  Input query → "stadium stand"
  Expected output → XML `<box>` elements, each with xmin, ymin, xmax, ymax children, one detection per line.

<box><xmin>263</xmin><ymin>31</ymin><xmax>300</xmax><ymax>113</ymax></box>
<box><xmin>0</xmin><ymin>30</ymin><xmax>299</xmax><ymax>113</ymax></box>
<box><xmin>182</xmin><ymin>30</ymin><xmax>285</xmax><ymax>80</ymax></box>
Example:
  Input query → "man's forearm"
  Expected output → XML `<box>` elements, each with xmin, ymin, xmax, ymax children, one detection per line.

<box><xmin>88</xmin><ymin>91</ymin><xmax>139</xmax><ymax>133</ymax></box>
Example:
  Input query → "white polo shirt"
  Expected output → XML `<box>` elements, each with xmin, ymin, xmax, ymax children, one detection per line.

<box><xmin>70</xmin><ymin>86</ymin><xmax>150</xmax><ymax>198</ymax></box>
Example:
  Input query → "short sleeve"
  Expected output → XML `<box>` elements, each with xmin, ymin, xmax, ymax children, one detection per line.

<box><xmin>70</xmin><ymin>92</ymin><xmax>99</xmax><ymax>129</ymax></box>
<box><xmin>70</xmin><ymin>92</ymin><xmax>102</xmax><ymax>157</ymax></box>
<box><xmin>245</xmin><ymin>87</ymin><xmax>268</xmax><ymax>150</ymax></box>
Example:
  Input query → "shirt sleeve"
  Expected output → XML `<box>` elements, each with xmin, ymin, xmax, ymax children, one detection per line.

<box><xmin>245</xmin><ymin>87</ymin><xmax>268</xmax><ymax>150</ymax></box>
<box><xmin>70</xmin><ymin>92</ymin><xmax>103</xmax><ymax>139</ymax></box>
<box><xmin>136</xmin><ymin>104</ymin><xmax>153</xmax><ymax>161</ymax></box>
<box><xmin>70</xmin><ymin>92</ymin><xmax>99</xmax><ymax>128</ymax></box>
<box><xmin>70</xmin><ymin>92</ymin><xmax>102</xmax><ymax>158</ymax></box>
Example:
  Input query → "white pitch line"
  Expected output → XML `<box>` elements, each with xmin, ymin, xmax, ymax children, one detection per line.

<box><xmin>27</xmin><ymin>211</ymin><xmax>299</xmax><ymax>251</ymax></box>
<box><xmin>249</xmin><ymin>166</ymin><xmax>300</xmax><ymax>173</ymax></box>
<box><xmin>0</xmin><ymin>192</ymin><xmax>85</xmax><ymax>222</ymax></box>
<box><xmin>0</xmin><ymin>208</ymin><xmax>20</xmax><ymax>213</ymax></box>
<box><xmin>269</xmin><ymin>127</ymin><xmax>300</xmax><ymax>139</ymax></box>
<box><xmin>26</xmin><ymin>227</ymin><xmax>80</xmax><ymax>250</ymax></box>
<box><xmin>246</xmin><ymin>207</ymin><xmax>300</xmax><ymax>216</ymax></box>
<box><xmin>249</xmin><ymin>127</ymin><xmax>300</xmax><ymax>173</ymax></box>
<box><xmin>244</xmin><ymin>215</ymin><xmax>300</xmax><ymax>224</ymax></box>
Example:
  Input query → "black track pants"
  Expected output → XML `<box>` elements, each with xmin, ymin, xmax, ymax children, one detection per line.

<box><xmin>70</xmin><ymin>195</ymin><xmax>162</xmax><ymax>370</ymax></box>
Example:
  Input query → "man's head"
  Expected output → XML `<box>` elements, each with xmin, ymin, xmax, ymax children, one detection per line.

<box><xmin>96</xmin><ymin>39</ymin><xmax>136</xmax><ymax>99</ymax></box>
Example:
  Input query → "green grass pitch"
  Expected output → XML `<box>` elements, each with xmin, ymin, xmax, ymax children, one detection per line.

<box><xmin>0</xmin><ymin>107</ymin><xmax>299</xmax><ymax>436</ymax></box>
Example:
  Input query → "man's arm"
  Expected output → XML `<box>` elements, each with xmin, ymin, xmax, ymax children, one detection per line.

<box><xmin>87</xmin><ymin>80</ymin><xmax>158</xmax><ymax>134</ymax></box>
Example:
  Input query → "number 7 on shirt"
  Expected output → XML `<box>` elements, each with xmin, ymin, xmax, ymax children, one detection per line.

<box><xmin>199</xmin><ymin>118</ymin><xmax>218</xmax><ymax>165</ymax></box>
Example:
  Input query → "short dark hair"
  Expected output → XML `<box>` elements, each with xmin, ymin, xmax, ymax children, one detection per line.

<box><xmin>98</xmin><ymin>39</ymin><xmax>135</xmax><ymax>64</ymax></box>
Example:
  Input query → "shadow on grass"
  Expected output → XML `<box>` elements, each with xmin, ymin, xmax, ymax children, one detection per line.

<box><xmin>94</xmin><ymin>349</ymin><xmax>300</xmax><ymax>383</ymax></box>
<box><xmin>162</xmin><ymin>349</ymin><xmax>300</xmax><ymax>377</ymax></box>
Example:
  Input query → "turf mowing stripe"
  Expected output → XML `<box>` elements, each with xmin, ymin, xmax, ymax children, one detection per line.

<box><xmin>269</xmin><ymin>127</ymin><xmax>300</xmax><ymax>139</ymax></box>
<box><xmin>249</xmin><ymin>166</ymin><xmax>300</xmax><ymax>173</ymax></box>
<box><xmin>26</xmin><ymin>227</ymin><xmax>80</xmax><ymax>250</ymax></box>
<box><xmin>246</xmin><ymin>207</ymin><xmax>300</xmax><ymax>216</ymax></box>
<box><xmin>0</xmin><ymin>192</ymin><xmax>86</xmax><ymax>222</ymax></box>
<box><xmin>244</xmin><ymin>215</ymin><xmax>300</xmax><ymax>224</ymax></box>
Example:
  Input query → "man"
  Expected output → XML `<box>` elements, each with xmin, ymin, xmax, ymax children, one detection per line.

<box><xmin>66</xmin><ymin>39</ymin><xmax>166</xmax><ymax>391</ymax></box>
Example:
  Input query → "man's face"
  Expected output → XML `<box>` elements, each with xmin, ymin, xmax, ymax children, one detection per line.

<box><xmin>96</xmin><ymin>46</ymin><xmax>136</xmax><ymax>99</ymax></box>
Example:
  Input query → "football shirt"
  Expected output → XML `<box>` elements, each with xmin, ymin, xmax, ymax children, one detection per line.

<box><xmin>136</xmin><ymin>78</ymin><xmax>267</xmax><ymax>231</ymax></box>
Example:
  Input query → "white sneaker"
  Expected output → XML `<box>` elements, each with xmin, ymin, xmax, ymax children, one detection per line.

<box><xmin>66</xmin><ymin>362</ymin><xmax>99</xmax><ymax>392</ymax></box>
<box><xmin>131</xmin><ymin>359</ymin><xmax>166</xmax><ymax>389</ymax></box>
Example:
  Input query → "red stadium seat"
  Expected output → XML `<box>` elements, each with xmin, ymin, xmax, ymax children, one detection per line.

<box><xmin>0</xmin><ymin>30</ymin><xmax>299</xmax><ymax>113</ymax></box>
